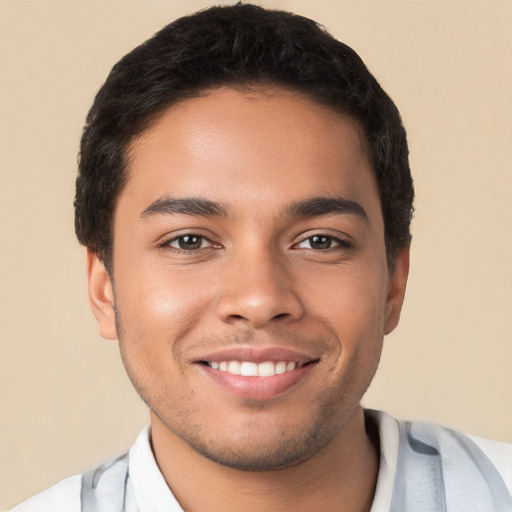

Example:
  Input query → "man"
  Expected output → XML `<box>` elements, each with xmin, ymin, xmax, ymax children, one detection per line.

<box><xmin>13</xmin><ymin>4</ymin><xmax>512</xmax><ymax>511</ymax></box>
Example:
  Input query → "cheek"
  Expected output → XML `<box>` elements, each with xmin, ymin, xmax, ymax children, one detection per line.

<box><xmin>308</xmin><ymin>262</ymin><xmax>389</xmax><ymax>377</ymax></box>
<box><xmin>309</xmin><ymin>264</ymin><xmax>388</xmax><ymax>334</ymax></box>
<box><xmin>114</xmin><ymin>273</ymin><xmax>208</xmax><ymax>400</ymax></box>
<box><xmin>114</xmin><ymin>265</ymin><xmax>209</xmax><ymax>351</ymax></box>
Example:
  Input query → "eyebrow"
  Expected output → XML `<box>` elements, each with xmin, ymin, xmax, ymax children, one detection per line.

<box><xmin>140</xmin><ymin>197</ymin><xmax>228</xmax><ymax>219</ymax></box>
<box><xmin>285</xmin><ymin>196</ymin><xmax>369</xmax><ymax>223</ymax></box>
<box><xmin>140</xmin><ymin>195</ymin><xmax>368</xmax><ymax>223</ymax></box>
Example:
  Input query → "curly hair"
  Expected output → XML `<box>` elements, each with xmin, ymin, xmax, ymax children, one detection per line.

<box><xmin>75</xmin><ymin>3</ymin><xmax>413</xmax><ymax>271</ymax></box>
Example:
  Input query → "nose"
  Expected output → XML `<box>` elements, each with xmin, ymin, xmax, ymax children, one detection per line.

<box><xmin>215</xmin><ymin>248</ymin><xmax>305</xmax><ymax>328</ymax></box>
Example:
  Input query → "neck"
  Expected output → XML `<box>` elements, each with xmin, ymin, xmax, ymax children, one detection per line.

<box><xmin>150</xmin><ymin>406</ymin><xmax>379</xmax><ymax>512</ymax></box>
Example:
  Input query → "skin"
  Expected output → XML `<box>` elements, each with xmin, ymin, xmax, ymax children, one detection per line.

<box><xmin>88</xmin><ymin>86</ymin><xmax>409</xmax><ymax>512</ymax></box>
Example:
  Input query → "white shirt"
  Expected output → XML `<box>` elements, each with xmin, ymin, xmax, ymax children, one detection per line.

<box><xmin>12</xmin><ymin>410</ymin><xmax>512</xmax><ymax>512</ymax></box>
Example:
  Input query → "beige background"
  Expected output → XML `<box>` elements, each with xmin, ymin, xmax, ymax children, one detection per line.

<box><xmin>1</xmin><ymin>0</ymin><xmax>511</xmax><ymax>509</ymax></box>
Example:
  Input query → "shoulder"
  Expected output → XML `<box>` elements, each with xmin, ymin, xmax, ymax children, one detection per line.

<box><xmin>400</xmin><ymin>418</ymin><xmax>512</xmax><ymax>472</ymax></box>
<box><xmin>10</xmin><ymin>433</ymin><xmax>146</xmax><ymax>512</ymax></box>
<box><xmin>10</xmin><ymin>474</ymin><xmax>82</xmax><ymax>512</ymax></box>
<box><xmin>398</xmin><ymin>417</ymin><xmax>512</xmax><ymax>505</ymax></box>
<box><xmin>469</xmin><ymin>434</ymin><xmax>512</xmax><ymax>495</ymax></box>
<box><xmin>366</xmin><ymin>409</ymin><xmax>512</xmax><ymax>510</ymax></box>
<box><xmin>11</xmin><ymin>452</ymin><xmax>134</xmax><ymax>512</ymax></box>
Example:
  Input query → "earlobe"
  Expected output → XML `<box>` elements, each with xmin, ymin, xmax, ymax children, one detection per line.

<box><xmin>384</xmin><ymin>246</ymin><xmax>410</xmax><ymax>335</ymax></box>
<box><xmin>86</xmin><ymin>249</ymin><xmax>118</xmax><ymax>340</ymax></box>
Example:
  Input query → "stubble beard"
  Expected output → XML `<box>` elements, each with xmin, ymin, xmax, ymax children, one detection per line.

<box><xmin>160</xmin><ymin>391</ymin><xmax>357</xmax><ymax>472</ymax></box>
<box><xmin>114</xmin><ymin>308</ymin><xmax>379</xmax><ymax>472</ymax></box>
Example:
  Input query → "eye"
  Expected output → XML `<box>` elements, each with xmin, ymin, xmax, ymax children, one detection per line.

<box><xmin>295</xmin><ymin>234</ymin><xmax>349</xmax><ymax>251</ymax></box>
<box><xmin>165</xmin><ymin>234</ymin><xmax>216</xmax><ymax>251</ymax></box>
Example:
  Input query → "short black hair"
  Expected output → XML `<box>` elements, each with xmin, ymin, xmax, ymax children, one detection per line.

<box><xmin>75</xmin><ymin>3</ymin><xmax>414</xmax><ymax>271</ymax></box>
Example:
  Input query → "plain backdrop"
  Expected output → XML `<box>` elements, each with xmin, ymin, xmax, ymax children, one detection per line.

<box><xmin>1</xmin><ymin>0</ymin><xmax>511</xmax><ymax>509</ymax></box>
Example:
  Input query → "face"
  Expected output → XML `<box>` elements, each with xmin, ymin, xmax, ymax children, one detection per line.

<box><xmin>88</xmin><ymin>86</ymin><xmax>408</xmax><ymax>471</ymax></box>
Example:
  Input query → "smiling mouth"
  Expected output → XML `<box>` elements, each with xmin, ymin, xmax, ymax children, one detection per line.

<box><xmin>199</xmin><ymin>359</ymin><xmax>318</xmax><ymax>377</ymax></box>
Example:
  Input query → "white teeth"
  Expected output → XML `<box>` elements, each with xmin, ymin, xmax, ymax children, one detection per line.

<box><xmin>240</xmin><ymin>362</ymin><xmax>258</xmax><ymax>376</ymax></box>
<box><xmin>275</xmin><ymin>361</ymin><xmax>287</xmax><ymax>374</ymax></box>
<box><xmin>258</xmin><ymin>361</ymin><xmax>276</xmax><ymax>377</ymax></box>
<box><xmin>209</xmin><ymin>360</ymin><xmax>298</xmax><ymax>377</ymax></box>
<box><xmin>227</xmin><ymin>361</ymin><xmax>241</xmax><ymax>375</ymax></box>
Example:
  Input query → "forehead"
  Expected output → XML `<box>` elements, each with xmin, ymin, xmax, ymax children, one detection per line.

<box><xmin>120</xmin><ymin>86</ymin><xmax>381</xmax><ymax>223</ymax></box>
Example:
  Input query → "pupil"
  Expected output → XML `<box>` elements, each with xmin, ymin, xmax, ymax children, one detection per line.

<box><xmin>311</xmin><ymin>235</ymin><xmax>330</xmax><ymax>250</ymax></box>
<box><xmin>179</xmin><ymin>235</ymin><xmax>201</xmax><ymax>250</ymax></box>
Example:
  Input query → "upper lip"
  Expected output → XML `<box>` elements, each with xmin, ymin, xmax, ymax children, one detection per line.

<box><xmin>193</xmin><ymin>346</ymin><xmax>320</xmax><ymax>366</ymax></box>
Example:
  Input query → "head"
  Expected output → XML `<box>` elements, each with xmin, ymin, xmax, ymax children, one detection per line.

<box><xmin>75</xmin><ymin>3</ymin><xmax>413</xmax><ymax>274</ymax></box>
<box><xmin>78</xmin><ymin>4</ymin><xmax>413</xmax><ymax>472</ymax></box>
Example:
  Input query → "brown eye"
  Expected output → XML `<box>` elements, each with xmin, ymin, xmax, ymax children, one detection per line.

<box><xmin>308</xmin><ymin>235</ymin><xmax>332</xmax><ymax>250</ymax></box>
<box><xmin>297</xmin><ymin>235</ymin><xmax>337</xmax><ymax>250</ymax></box>
<box><xmin>179</xmin><ymin>235</ymin><xmax>202</xmax><ymax>250</ymax></box>
<box><xmin>168</xmin><ymin>234</ymin><xmax>207</xmax><ymax>251</ymax></box>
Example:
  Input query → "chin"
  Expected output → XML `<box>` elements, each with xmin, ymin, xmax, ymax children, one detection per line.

<box><xmin>180</xmin><ymin>428</ymin><xmax>331</xmax><ymax>472</ymax></box>
<box><xmin>160</xmin><ymin>394</ymin><xmax>352</xmax><ymax>472</ymax></box>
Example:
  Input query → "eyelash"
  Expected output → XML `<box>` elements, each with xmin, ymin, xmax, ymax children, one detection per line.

<box><xmin>159</xmin><ymin>232</ymin><xmax>352</xmax><ymax>253</ymax></box>
<box><xmin>293</xmin><ymin>233</ymin><xmax>353</xmax><ymax>251</ymax></box>
<box><xmin>159</xmin><ymin>233</ymin><xmax>219</xmax><ymax>253</ymax></box>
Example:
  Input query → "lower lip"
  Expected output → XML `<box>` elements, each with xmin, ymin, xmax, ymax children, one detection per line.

<box><xmin>197</xmin><ymin>363</ymin><xmax>316</xmax><ymax>400</ymax></box>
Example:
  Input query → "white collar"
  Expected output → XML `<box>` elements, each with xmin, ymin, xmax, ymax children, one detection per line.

<box><xmin>128</xmin><ymin>410</ymin><xmax>400</xmax><ymax>512</ymax></box>
<box><xmin>366</xmin><ymin>409</ymin><xmax>400</xmax><ymax>512</ymax></box>
<box><xmin>129</xmin><ymin>425</ymin><xmax>183</xmax><ymax>512</ymax></box>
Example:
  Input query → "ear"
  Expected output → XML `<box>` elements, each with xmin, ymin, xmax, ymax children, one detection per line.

<box><xmin>384</xmin><ymin>246</ymin><xmax>410</xmax><ymax>335</ymax></box>
<box><xmin>86</xmin><ymin>249</ymin><xmax>118</xmax><ymax>340</ymax></box>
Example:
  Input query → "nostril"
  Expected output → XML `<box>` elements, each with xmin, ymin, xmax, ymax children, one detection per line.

<box><xmin>217</xmin><ymin>292</ymin><xmax>305</xmax><ymax>327</ymax></box>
